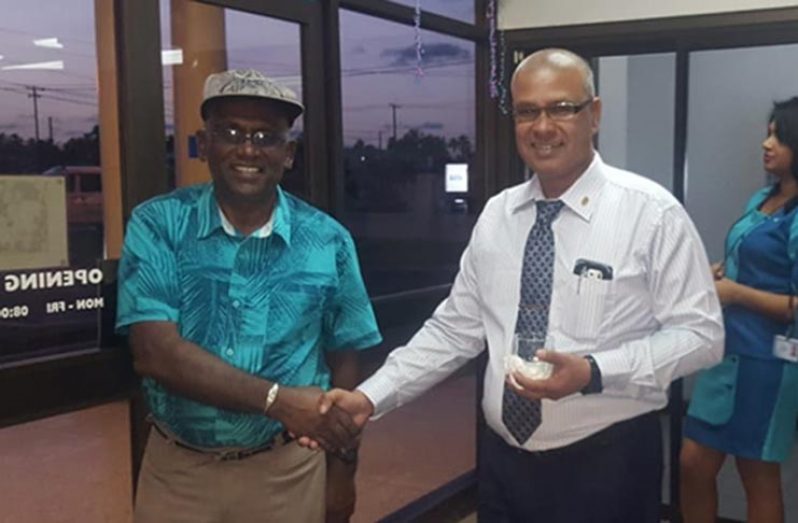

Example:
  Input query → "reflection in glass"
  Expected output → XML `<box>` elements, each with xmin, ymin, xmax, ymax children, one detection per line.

<box><xmin>0</xmin><ymin>0</ymin><xmax>109</xmax><ymax>363</ymax></box>
<box><xmin>339</xmin><ymin>10</ymin><xmax>477</xmax><ymax>522</ymax></box>
<box><xmin>159</xmin><ymin>2</ymin><xmax>306</xmax><ymax>196</ymax></box>
<box><xmin>339</xmin><ymin>10</ymin><xmax>477</xmax><ymax>297</ymax></box>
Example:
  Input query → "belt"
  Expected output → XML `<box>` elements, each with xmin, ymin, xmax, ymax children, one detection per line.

<box><xmin>151</xmin><ymin>422</ymin><xmax>293</xmax><ymax>461</ymax></box>
<box><xmin>493</xmin><ymin>410</ymin><xmax>660</xmax><ymax>461</ymax></box>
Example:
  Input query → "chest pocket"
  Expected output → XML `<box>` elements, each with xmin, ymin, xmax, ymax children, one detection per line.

<box><xmin>561</xmin><ymin>272</ymin><xmax>612</xmax><ymax>341</ymax></box>
<box><xmin>266</xmin><ymin>283</ymin><xmax>331</xmax><ymax>340</ymax></box>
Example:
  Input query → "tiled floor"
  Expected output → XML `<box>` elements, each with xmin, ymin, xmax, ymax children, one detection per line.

<box><xmin>0</xmin><ymin>374</ymin><xmax>476</xmax><ymax>523</ymax></box>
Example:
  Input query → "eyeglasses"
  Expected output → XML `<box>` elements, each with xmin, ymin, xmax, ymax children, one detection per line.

<box><xmin>210</xmin><ymin>127</ymin><xmax>289</xmax><ymax>148</ymax></box>
<box><xmin>512</xmin><ymin>99</ymin><xmax>593</xmax><ymax>123</ymax></box>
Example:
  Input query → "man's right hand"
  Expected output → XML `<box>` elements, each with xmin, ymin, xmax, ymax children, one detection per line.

<box><xmin>268</xmin><ymin>386</ymin><xmax>360</xmax><ymax>452</ymax></box>
<box><xmin>320</xmin><ymin>389</ymin><xmax>374</xmax><ymax>426</ymax></box>
<box><xmin>297</xmin><ymin>389</ymin><xmax>374</xmax><ymax>450</ymax></box>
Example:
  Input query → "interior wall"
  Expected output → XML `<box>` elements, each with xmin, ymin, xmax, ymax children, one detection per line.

<box><xmin>685</xmin><ymin>44</ymin><xmax>798</xmax><ymax>262</ymax></box>
<box><xmin>597</xmin><ymin>54</ymin><xmax>674</xmax><ymax>192</ymax></box>
<box><xmin>499</xmin><ymin>0</ymin><xmax>798</xmax><ymax>29</ymax></box>
<box><xmin>625</xmin><ymin>53</ymin><xmax>675</xmax><ymax>192</ymax></box>
<box><xmin>597</xmin><ymin>57</ymin><xmax>629</xmax><ymax>169</ymax></box>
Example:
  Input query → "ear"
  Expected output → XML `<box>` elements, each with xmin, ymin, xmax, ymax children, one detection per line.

<box><xmin>590</xmin><ymin>97</ymin><xmax>602</xmax><ymax>135</ymax></box>
<box><xmin>283</xmin><ymin>141</ymin><xmax>297</xmax><ymax>170</ymax></box>
<box><xmin>196</xmin><ymin>129</ymin><xmax>208</xmax><ymax>162</ymax></box>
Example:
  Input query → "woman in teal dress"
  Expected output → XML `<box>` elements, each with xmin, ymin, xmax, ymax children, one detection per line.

<box><xmin>681</xmin><ymin>97</ymin><xmax>798</xmax><ymax>523</ymax></box>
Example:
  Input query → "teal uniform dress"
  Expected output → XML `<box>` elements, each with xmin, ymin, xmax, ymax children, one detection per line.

<box><xmin>685</xmin><ymin>186</ymin><xmax>798</xmax><ymax>462</ymax></box>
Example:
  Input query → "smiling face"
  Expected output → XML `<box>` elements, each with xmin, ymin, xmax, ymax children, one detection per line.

<box><xmin>762</xmin><ymin>121</ymin><xmax>794</xmax><ymax>178</ymax></box>
<box><xmin>197</xmin><ymin>97</ymin><xmax>296</xmax><ymax>206</ymax></box>
<box><xmin>512</xmin><ymin>64</ymin><xmax>600</xmax><ymax>195</ymax></box>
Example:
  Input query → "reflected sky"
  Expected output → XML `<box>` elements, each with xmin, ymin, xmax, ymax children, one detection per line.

<box><xmin>0</xmin><ymin>0</ymin><xmax>98</xmax><ymax>141</ymax></box>
<box><xmin>0</xmin><ymin>0</ymin><xmax>475</xmax><ymax>145</ymax></box>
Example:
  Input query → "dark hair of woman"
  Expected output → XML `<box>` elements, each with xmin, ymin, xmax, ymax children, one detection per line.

<box><xmin>765</xmin><ymin>96</ymin><xmax>798</xmax><ymax>212</ymax></box>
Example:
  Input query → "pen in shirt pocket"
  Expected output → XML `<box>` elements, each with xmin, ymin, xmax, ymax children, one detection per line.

<box><xmin>573</xmin><ymin>258</ymin><xmax>614</xmax><ymax>294</ymax></box>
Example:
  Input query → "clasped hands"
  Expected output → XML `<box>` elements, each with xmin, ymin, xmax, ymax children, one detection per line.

<box><xmin>273</xmin><ymin>386</ymin><xmax>374</xmax><ymax>456</ymax></box>
<box><xmin>282</xmin><ymin>350</ymin><xmax>592</xmax><ymax>454</ymax></box>
<box><xmin>506</xmin><ymin>349</ymin><xmax>592</xmax><ymax>400</ymax></box>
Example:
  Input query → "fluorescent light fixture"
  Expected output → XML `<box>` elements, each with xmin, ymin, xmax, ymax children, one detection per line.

<box><xmin>161</xmin><ymin>49</ymin><xmax>183</xmax><ymax>66</ymax></box>
<box><xmin>0</xmin><ymin>55</ymin><xmax>4</xmax><ymax>61</ymax></box>
<box><xmin>2</xmin><ymin>60</ymin><xmax>64</xmax><ymax>71</ymax></box>
<box><xmin>33</xmin><ymin>38</ymin><xmax>64</xmax><ymax>49</ymax></box>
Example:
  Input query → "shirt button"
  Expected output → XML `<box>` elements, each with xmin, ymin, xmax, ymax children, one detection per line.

<box><xmin>232</xmin><ymin>300</ymin><xmax>240</xmax><ymax>308</ymax></box>
<box><xmin>226</xmin><ymin>348</ymin><xmax>234</xmax><ymax>356</ymax></box>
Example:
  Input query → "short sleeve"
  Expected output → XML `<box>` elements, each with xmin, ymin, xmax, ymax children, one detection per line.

<box><xmin>321</xmin><ymin>232</ymin><xmax>382</xmax><ymax>351</ymax></box>
<box><xmin>115</xmin><ymin>205</ymin><xmax>181</xmax><ymax>334</ymax></box>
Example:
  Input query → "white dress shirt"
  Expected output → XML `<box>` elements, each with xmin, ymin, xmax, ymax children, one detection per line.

<box><xmin>359</xmin><ymin>153</ymin><xmax>724</xmax><ymax>451</ymax></box>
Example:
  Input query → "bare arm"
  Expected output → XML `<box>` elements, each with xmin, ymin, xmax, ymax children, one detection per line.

<box><xmin>326</xmin><ymin>350</ymin><xmax>360</xmax><ymax>391</ymax></box>
<box><xmin>129</xmin><ymin>321</ymin><xmax>357</xmax><ymax>448</ymax></box>
<box><xmin>130</xmin><ymin>321</ymin><xmax>270</xmax><ymax>413</ymax></box>
<box><xmin>716</xmin><ymin>278</ymin><xmax>793</xmax><ymax>324</ymax></box>
<box><xmin>324</xmin><ymin>350</ymin><xmax>361</xmax><ymax>523</ymax></box>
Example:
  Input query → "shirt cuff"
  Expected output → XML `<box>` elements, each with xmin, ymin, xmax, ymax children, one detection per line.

<box><xmin>589</xmin><ymin>349</ymin><xmax>630</xmax><ymax>391</ymax></box>
<box><xmin>357</xmin><ymin>372</ymin><xmax>399</xmax><ymax>420</ymax></box>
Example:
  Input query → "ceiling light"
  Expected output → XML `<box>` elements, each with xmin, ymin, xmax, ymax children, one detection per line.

<box><xmin>2</xmin><ymin>60</ymin><xmax>64</xmax><ymax>71</ymax></box>
<box><xmin>33</xmin><ymin>38</ymin><xmax>64</xmax><ymax>49</ymax></box>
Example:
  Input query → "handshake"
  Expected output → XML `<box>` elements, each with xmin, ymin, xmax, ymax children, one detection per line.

<box><xmin>272</xmin><ymin>386</ymin><xmax>375</xmax><ymax>461</ymax></box>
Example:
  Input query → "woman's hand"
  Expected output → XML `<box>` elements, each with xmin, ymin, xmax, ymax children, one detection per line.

<box><xmin>710</xmin><ymin>262</ymin><xmax>725</xmax><ymax>281</ymax></box>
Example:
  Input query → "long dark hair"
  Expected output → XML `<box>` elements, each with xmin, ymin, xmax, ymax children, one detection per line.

<box><xmin>765</xmin><ymin>97</ymin><xmax>798</xmax><ymax>212</ymax></box>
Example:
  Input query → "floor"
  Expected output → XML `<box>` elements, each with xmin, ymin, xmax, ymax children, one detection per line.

<box><xmin>2</xmin><ymin>374</ymin><xmax>798</xmax><ymax>523</ymax></box>
<box><xmin>0</xmin><ymin>374</ymin><xmax>476</xmax><ymax>523</ymax></box>
<box><xmin>0</xmin><ymin>402</ymin><xmax>133</xmax><ymax>523</ymax></box>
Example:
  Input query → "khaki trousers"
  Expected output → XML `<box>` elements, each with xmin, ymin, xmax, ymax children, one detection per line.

<box><xmin>134</xmin><ymin>430</ymin><xmax>325</xmax><ymax>523</ymax></box>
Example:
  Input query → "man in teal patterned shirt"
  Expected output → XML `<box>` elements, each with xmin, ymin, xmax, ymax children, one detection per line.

<box><xmin>116</xmin><ymin>69</ymin><xmax>381</xmax><ymax>523</ymax></box>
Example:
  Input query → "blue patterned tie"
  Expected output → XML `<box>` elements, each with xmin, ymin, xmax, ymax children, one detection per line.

<box><xmin>502</xmin><ymin>200</ymin><xmax>564</xmax><ymax>445</ymax></box>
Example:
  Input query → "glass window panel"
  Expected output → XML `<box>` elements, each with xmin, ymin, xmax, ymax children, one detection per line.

<box><xmin>339</xmin><ymin>9</ymin><xmax>477</xmax><ymax>297</ymax></box>
<box><xmin>159</xmin><ymin>2</ymin><xmax>305</xmax><ymax>196</ymax></box>
<box><xmin>0</xmin><ymin>0</ymin><xmax>114</xmax><ymax>363</ymax></box>
<box><xmin>390</xmin><ymin>0</ymin><xmax>474</xmax><ymax>23</ymax></box>
<box><xmin>340</xmin><ymin>10</ymin><xmax>477</xmax><ymax>521</ymax></box>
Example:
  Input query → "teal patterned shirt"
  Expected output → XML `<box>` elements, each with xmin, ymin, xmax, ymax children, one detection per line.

<box><xmin>116</xmin><ymin>183</ymin><xmax>381</xmax><ymax>448</ymax></box>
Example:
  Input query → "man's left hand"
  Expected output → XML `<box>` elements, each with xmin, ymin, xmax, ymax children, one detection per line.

<box><xmin>325</xmin><ymin>454</ymin><xmax>357</xmax><ymax>523</ymax></box>
<box><xmin>509</xmin><ymin>350</ymin><xmax>591</xmax><ymax>400</ymax></box>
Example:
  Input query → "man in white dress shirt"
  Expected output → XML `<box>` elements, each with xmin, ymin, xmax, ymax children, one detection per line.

<box><xmin>314</xmin><ymin>48</ymin><xmax>724</xmax><ymax>522</ymax></box>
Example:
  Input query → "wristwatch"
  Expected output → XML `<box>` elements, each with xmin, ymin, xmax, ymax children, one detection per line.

<box><xmin>581</xmin><ymin>355</ymin><xmax>603</xmax><ymax>395</ymax></box>
<box><xmin>263</xmin><ymin>382</ymin><xmax>280</xmax><ymax>415</ymax></box>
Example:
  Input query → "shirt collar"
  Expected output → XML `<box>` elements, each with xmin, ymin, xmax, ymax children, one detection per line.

<box><xmin>219</xmin><ymin>207</ymin><xmax>273</xmax><ymax>238</ymax></box>
<box><xmin>196</xmin><ymin>184</ymin><xmax>292</xmax><ymax>245</ymax></box>
<box><xmin>510</xmin><ymin>151</ymin><xmax>607</xmax><ymax>222</ymax></box>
